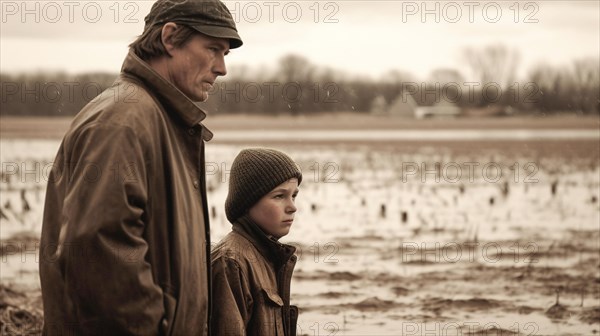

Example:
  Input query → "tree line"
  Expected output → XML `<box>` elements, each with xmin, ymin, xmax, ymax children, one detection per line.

<box><xmin>1</xmin><ymin>46</ymin><xmax>598</xmax><ymax>117</ymax></box>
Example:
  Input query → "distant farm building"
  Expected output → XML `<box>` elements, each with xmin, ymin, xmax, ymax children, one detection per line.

<box><xmin>387</xmin><ymin>93</ymin><xmax>418</xmax><ymax>117</ymax></box>
<box><xmin>463</xmin><ymin>105</ymin><xmax>515</xmax><ymax>117</ymax></box>
<box><xmin>372</xmin><ymin>93</ymin><xmax>461</xmax><ymax>119</ymax></box>
<box><xmin>414</xmin><ymin>98</ymin><xmax>461</xmax><ymax>119</ymax></box>
<box><xmin>370</xmin><ymin>95</ymin><xmax>388</xmax><ymax>115</ymax></box>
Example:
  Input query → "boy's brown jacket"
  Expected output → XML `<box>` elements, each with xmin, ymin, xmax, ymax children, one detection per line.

<box><xmin>211</xmin><ymin>215</ymin><xmax>298</xmax><ymax>336</ymax></box>
<box><xmin>39</xmin><ymin>51</ymin><xmax>213</xmax><ymax>336</ymax></box>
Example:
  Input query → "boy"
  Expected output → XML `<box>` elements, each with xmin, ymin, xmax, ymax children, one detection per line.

<box><xmin>211</xmin><ymin>148</ymin><xmax>302</xmax><ymax>336</ymax></box>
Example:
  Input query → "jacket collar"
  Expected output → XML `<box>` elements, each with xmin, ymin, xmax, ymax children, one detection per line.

<box><xmin>232</xmin><ymin>215</ymin><xmax>296</xmax><ymax>268</ymax></box>
<box><xmin>120</xmin><ymin>50</ymin><xmax>213</xmax><ymax>141</ymax></box>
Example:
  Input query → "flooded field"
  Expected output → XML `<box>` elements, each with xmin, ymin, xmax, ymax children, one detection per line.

<box><xmin>1</xmin><ymin>136</ymin><xmax>599</xmax><ymax>335</ymax></box>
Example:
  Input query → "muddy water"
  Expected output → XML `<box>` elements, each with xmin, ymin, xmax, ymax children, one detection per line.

<box><xmin>1</xmin><ymin>139</ymin><xmax>599</xmax><ymax>335</ymax></box>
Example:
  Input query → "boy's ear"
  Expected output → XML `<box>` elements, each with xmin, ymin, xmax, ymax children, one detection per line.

<box><xmin>161</xmin><ymin>22</ymin><xmax>179</xmax><ymax>57</ymax></box>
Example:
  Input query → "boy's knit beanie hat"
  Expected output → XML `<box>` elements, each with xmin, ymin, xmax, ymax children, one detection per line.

<box><xmin>225</xmin><ymin>148</ymin><xmax>302</xmax><ymax>223</ymax></box>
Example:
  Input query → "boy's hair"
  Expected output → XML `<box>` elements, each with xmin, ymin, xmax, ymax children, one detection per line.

<box><xmin>225</xmin><ymin>148</ymin><xmax>302</xmax><ymax>223</ymax></box>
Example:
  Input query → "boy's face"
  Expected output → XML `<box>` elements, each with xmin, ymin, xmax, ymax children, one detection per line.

<box><xmin>248</xmin><ymin>178</ymin><xmax>299</xmax><ymax>239</ymax></box>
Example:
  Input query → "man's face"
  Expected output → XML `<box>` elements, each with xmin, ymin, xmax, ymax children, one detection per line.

<box><xmin>167</xmin><ymin>33</ymin><xmax>229</xmax><ymax>102</ymax></box>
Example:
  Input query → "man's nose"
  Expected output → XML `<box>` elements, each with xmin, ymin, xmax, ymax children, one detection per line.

<box><xmin>213</xmin><ymin>55</ymin><xmax>227</xmax><ymax>76</ymax></box>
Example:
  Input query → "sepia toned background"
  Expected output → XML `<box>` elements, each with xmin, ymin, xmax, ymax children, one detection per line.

<box><xmin>1</xmin><ymin>1</ymin><xmax>599</xmax><ymax>335</ymax></box>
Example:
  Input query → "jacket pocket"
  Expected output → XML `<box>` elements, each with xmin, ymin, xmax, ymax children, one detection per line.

<box><xmin>261</xmin><ymin>289</ymin><xmax>285</xmax><ymax>336</ymax></box>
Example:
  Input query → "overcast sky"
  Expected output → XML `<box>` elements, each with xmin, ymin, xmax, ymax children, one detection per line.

<box><xmin>1</xmin><ymin>1</ymin><xmax>598</xmax><ymax>80</ymax></box>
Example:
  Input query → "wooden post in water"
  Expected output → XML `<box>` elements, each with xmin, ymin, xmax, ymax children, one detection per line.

<box><xmin>21</xmin><ymin>189</ymin><xmax>30</xmax><ymax>212</ymax></box>
<box><xmin>551</xmin><ymin>180</ymin><xmax>558</xmax><ymax>197</ymax></box>
<box><xmin>501</xmin><ymin>181</ymin><xmax>509</xmax><ymax>198</ymax></box>
<box><xmin>380</xmin><ymin>204</ymin><xmax>386</xmax><ymax>218</ymax></box>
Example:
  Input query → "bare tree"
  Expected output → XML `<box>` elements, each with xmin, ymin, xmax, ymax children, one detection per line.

<box><xmin>463</xmin><ymin>44</ymin><xmax>520</xmax><ymax>89</ymax></box>
<box><xmin>528</xmin><ymin>63</ymin><xmax>566</xmax><ymax>113</ymax></box>
<box><xmin>571</xmin><ymin>58</ymin><xmax>600</xmax><ymax>114</ymax></box>
<box><xmin>528</xmin><ymin>58</ymin><xmax>599</xmax><ymax>114</ymax></box>
<box><xmin>275</xmin><ymin>55</ymin><xmax>315</xmax><ymax>115</ymax></box>
<box><xmin>278</xmin><ymin>54</ymin><xmax>314</xmax><ymax>83</ymax></box>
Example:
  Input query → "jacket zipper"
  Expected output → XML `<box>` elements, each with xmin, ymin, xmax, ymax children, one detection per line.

<box><xmin>279</xmin><ymin>257</ymin><xmax>296</xmax><ymax>336</ymax></box>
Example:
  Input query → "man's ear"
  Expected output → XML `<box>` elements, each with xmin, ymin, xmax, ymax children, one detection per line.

<box><xmin>161</xmin><ymin>22</ymin><xmax>179</xmax><ymax>56</ymax></box>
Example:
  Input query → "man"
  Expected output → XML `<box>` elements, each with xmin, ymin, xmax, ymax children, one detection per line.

<box><xmin>39</xmin><ymin>0</ymin><xmax>242</xmax><ymax>335</ymax></box>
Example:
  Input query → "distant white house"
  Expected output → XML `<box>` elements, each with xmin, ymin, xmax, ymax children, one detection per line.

<box><xmin>386</xmin><ymin>93</ymin><xmax>418</xmax><ymax>117</ymax></box>
<box><xmin>370</xmin><ymin>95</ymin><xmax>388</xmax><ymax>115</ymax></box>
<box><xmin>414</xmin><ymin>98</ymin><xmax>462</xmax><ymax>119</ymax></box>
<box><xmin>372</xmin><ymin>93</ymin><xmax>461</xmax><ymax>119</ymax></box>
